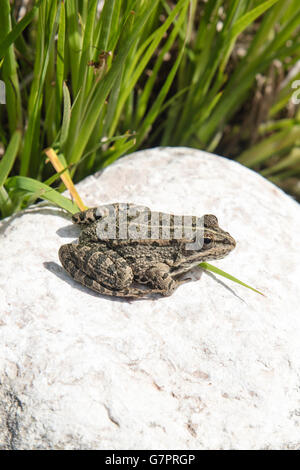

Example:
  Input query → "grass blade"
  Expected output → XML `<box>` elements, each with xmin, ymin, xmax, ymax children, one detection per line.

<box><xmin>56</xmin><ymin>0</ymin><xmax>66</xmax><ymax>121</ymax></box>
<box><xmin>66</xmin><ymin>0</ymin><xmax>159</xmax><ymax>166</ymax></box>
<box><xmin>20</xmin><ymin>2</ymin><xmax>61</xmax><ymax>176</ymax></box>
<box><xmin>238</xmin><ymin>126</ymin><xmax>300</xmax><ymax>166</ymax></box>
<box><xmin>60</xmin><ymin>82</ymin><xmax>71</xmax><ymax>151</ymax></box>
<box><xmin>0</xmin><ymin>130</ymin><xmax>21</xmax><ymax>186</ymax></box>
<box><xmin>0</xmin><ymin>0</ymin><xmax>44</xmax><ymax>58</ymax></box>
<box><xmin>200</xmin><ymin>262</ymin><xmax>265</xmax><ymax>296</ymax></box>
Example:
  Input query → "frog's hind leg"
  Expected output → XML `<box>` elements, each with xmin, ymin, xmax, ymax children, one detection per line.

<box><xmin>59</xmin><ymin>243</ymin><xmax>150</xmax><ymax>298</ymax></box>
<box><xmin>138</xmin><ymin>263</ymin><xmax>187</xmax><ymax>297</ymax></box>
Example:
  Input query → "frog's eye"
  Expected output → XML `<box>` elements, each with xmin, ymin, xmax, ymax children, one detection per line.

<box><xmin>203</xmin><ymin>237</ymin><xmax>213</xmax><ymax>245</ymax></box>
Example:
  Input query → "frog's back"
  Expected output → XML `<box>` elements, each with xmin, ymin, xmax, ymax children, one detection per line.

<box><xmin>74</xmin><ymin>203</ymin><xmax>202</xmax><ymax>244</ymax></box>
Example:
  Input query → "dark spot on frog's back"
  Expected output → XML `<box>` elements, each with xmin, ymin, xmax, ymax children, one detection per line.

<box><xmin>126</xmin><ymin>255</ymin><xmax>136</xmax><ymax>263</ymax></box>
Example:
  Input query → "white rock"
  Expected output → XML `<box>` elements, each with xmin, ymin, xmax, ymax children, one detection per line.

<box><xmin>0</xmin><ymin>147</ymin><xmax>300</xmax><ymax>450</ymax></box>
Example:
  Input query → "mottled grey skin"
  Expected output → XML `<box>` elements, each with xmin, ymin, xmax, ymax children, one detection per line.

<box><xmin>59</xmin><ymin>203</ymin><xmax>236</xmax><ymax>298</ymax></box>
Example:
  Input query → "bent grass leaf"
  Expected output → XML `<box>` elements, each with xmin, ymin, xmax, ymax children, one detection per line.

<box><xmin>200</xmin><ymin>262</ymin><xmax>265</xmax><ymax>296</ymax></box>
<box><xmin>5</xmin><ymin>176</ymin><xmax>79</xmax><ymax>214</ymax></box>
<box><xmin>44</xmin><ymin>148</ymin><xmax>87</xmax><ymax>211</ymax></box>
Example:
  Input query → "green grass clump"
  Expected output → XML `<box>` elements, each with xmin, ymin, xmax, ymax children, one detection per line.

<box><xmin>0</xmin><ymin>0</ymin><xmax>300</xmax><ymax>219</ymax></box>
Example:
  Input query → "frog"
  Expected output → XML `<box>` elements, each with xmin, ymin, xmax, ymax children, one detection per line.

<box><xmin>58</xmin><ymin>203</ymin><xmax>236</xmax><ymax>298</ymax></box>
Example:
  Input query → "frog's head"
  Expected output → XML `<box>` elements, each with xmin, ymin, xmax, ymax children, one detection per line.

<box><xmin>200</xmin><ymin>214</ymin><xmax>236</xmax><ymax>259</ymax></box>
<box><xmin>182</xmin><ymin>214</ymin><xmax>236</xmax><ymax>263</ymax></box>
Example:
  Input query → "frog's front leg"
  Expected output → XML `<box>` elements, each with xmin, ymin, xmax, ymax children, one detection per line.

<box><xmin>137</xmin><ymin>263</ymin><xmax>188</xmax><ymax>297</ymax></box>
<box><xmin>59</xmin><ymin>243</ymin><xmax>151</xmax><ymax>298</ymax></box>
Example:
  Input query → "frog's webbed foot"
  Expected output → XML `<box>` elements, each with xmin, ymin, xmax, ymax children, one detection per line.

<box><xmin>136</xmin><ymin>263</ymin><xmax>186</xmax><ymax>297</ymax></box>
<box><xmin>59</xmin><ymin>243</ymin><xmax>154</xmax><ymax>298</ymax></box>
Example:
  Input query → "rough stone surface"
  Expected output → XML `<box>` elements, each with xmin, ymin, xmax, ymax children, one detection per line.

<box><xmin>0</xmin><ymin>147</ymin><xmax>300</xmax><ymax>450</ymax></box>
